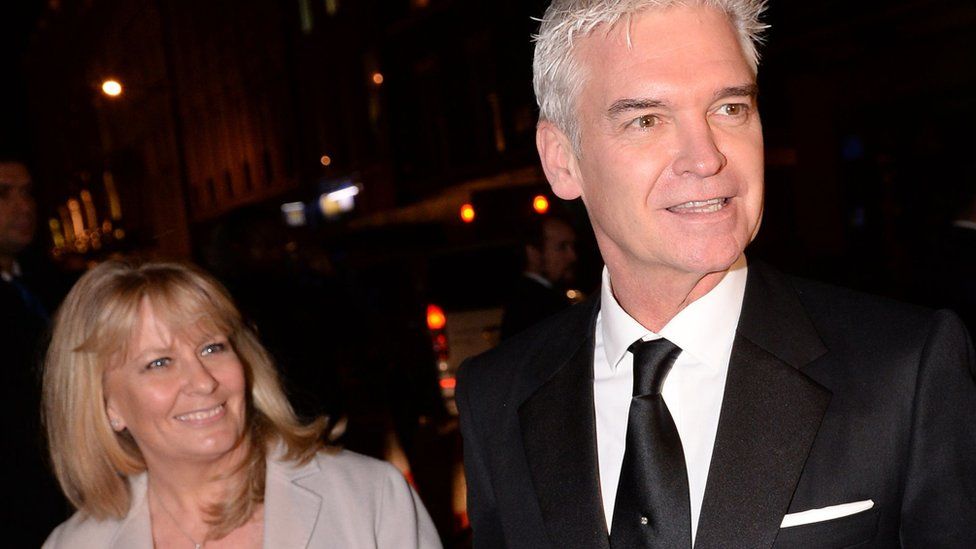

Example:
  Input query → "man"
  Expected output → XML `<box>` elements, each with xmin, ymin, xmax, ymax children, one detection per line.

<box><xmin>0</xmin><ymin>156</ymin><xmax>70</xmax><ymax>545</ymax></box>
<box><xmin>500</xmin><ymin>215</ymin><xmax>577</xmax><ymax>340</ymax></box>
<box><xmin>457</xmin><ymin>1</ymin><xmax>976</xmax><ymax>548</ymax></box>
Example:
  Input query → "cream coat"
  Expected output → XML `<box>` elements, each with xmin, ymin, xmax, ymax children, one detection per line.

<box><xmin>43</xmin><ymin>449</ymin><xmax>442</xmax><ymax>548</ymax></box>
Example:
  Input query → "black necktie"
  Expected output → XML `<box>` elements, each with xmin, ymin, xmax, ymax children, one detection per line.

<box><xmin>609</xmin><ymin>338</ymin><xmax>692</xmax><ymax>548</ymax></box>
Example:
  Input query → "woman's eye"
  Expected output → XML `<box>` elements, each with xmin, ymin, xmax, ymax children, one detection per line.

<box><xmin>146</xmin><ymin>357</ymin><xmax>171</xmax><ymax>370</ymax></box>
<box><xmin>201</xmin><ymin>342</ymin><xmax>226</xmax><ymax>356</ymax></box>
<box><xmin>629</xmin><ymin>114</ymin><xmax>659</xmax><ymax>129</ymax></box>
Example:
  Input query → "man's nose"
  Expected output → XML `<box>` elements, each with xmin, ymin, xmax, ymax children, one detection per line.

<box><xmin>671</xmin><ymin>119</ymin><xmax>727</xmax><ymax>179</ymax></box>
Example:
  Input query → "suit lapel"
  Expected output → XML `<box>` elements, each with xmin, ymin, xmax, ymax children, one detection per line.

<box><xmin>694</xmin><ymin>262</ymin><xmax>831</xmax><ymax>548</ymax></box>
<box><xmin>518</xmin><ymin>298</ymin><xmax>610</xmax><ymax>549</ymax></box>
<box><xmin>263</xmin><ymin>452</ymin><xmax>322</xmax><ymax>549</ymax></box>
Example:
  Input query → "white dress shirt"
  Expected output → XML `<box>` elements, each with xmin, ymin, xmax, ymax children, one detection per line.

<box><xmin>594</xmin><ymin>256</ymin><xmax>748</xmax><ymax>543</ymax></box>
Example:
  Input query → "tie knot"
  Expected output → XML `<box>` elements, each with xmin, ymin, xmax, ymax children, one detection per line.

<box><xmin>628</xmin><ymin>338</ymin><xmax>681</xmax><ymax>397</ymax></box>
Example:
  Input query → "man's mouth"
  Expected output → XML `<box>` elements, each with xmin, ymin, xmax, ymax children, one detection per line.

<box><xmin>666</xmin><ymin>197</ymin><xmax>729</xmax><ymax>213</ymax></box>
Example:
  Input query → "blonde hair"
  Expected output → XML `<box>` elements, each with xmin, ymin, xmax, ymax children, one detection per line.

<box><xmin>43</xmin><ymin>260</ymin><xmax>327</xmax><ymax>538</ymax></box>
<box><xmin>533</xmin><ymin>0</ymin><xmax>769</xmax><ymax>151</ymax></box>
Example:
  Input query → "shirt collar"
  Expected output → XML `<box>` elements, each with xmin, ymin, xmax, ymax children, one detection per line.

<box><xmin>600</xmin><ymin>255</ymin><xmax>748</xmax><ymax>371</ymax></box>
<box><xmin>524</xmin><ymin>271</ymin><xmax>554</xmax><ymax>288</ymax></box>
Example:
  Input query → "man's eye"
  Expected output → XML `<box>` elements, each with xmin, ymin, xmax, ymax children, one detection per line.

<box><xmin>629</xmin><ymin>114</ymin><xmax>659</xmax><ymax>129</ymax></box>
<box><xmin>146</xmin><ymin>358</ymin><xmax>171</xmax><ymax>370</ymax></box>
<box><xmin>717</xmin><ymin>103</ymin><xmax>748</xmax><ymax>117</ymax></box>
<box><xmin>201</xmin><ymin>342</ymin><xmax>226</xmax><ymax>356</ymax></box>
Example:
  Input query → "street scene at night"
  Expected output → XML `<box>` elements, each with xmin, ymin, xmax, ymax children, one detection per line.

<box><xmin>2</xmin><ymin>0</ymin><xmax>975</xmax><ymax>547</ymax></box>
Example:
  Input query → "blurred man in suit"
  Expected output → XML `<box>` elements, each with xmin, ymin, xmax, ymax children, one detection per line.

<box><xmin>500</xmin><ymin>215</ymin><xmax>577</xmax><ymax>340</ymax></box>
<box><xmin>457</xmin><ymin>1</ymin><xmax>976</xmax><ymax>547</ymax></box>
<box><xmin>0</xmin><ymin>156</ymin><xmax>70</xmax><ymax>545</ymax></box>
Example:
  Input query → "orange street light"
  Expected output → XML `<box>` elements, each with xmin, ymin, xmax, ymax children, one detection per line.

<box><xmin>460</xmin><ymin>203</ymin><xmax>476</xmax><ymax>223</ymax></box>
<box><xmin>533</xmin><ymin>195</ymin><xmax>550</xmax><ymax>214</ymax></box>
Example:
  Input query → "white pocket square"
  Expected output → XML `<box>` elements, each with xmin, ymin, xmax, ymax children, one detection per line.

<box><xmin>780</xmin><ymin>500</ymin><xmax>875</xmax><ymax>528</ymax></box>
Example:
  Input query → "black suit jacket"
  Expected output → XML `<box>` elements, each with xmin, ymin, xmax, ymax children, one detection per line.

<box><xmin>0</xmin><ymin>257</ymin><xmax>74</xmax><ymax>545</ymax></box>
<box><xmin>457</xmin><ymin>262</ymin><xmax>976</xmax><ymax>548</ymax></box>
<box><xmin>500</xmin><ymin>275</ymin><xmax>572</xmax><ymax>341</ymax></box>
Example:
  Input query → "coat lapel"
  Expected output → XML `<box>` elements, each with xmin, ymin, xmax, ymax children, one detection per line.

<box><xmin>694</xmin><ymin>262</ymin><xmax>831</xmax><ymax>548</ymax></box>
<box><xmin>263</xmin><ymin>452</ymin><xmax>323</xmax><ymax>549</ymax></box>
<box><xmin>518</xmin><ymin>298</ymin><xmax>610</xmax><ymax>549</ymax></box>
<box><xmin>111</xmin><ymin>474</ymin><xmax>154</xmax><ymax>549</ymax></box>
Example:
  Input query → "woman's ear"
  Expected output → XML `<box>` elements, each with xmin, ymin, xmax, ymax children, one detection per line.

<box><xmin>105</xmin><ymin>401</ymin><xmax>125</xmax><ymax>432</ymax></box>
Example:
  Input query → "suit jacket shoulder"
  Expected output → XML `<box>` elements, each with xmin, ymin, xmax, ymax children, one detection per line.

<box><xmin>462</xmin><ymin>296</ymin><xmax>599</xmax><ymax>405</ymax></box>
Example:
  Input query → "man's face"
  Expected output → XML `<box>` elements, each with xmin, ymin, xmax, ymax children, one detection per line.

<box><xmin>539</xmin><ymin>5</ymin><xmax>764</xmax><ymax>281</ymax></box>
<box><xmin>0</xmin><ymin>162</ymin><xmax>36</xmax><ymax>257</ymax></box>
<box><xmin>538</xmin><ymin>219</ymin><xmax>577</xmax><ymax>285</ymax></box>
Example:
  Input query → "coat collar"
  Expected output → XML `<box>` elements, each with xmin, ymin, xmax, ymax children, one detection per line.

<box><xmin>517</xmin><ymin>263</ymin><xmax>831</xmax><ymax>549</ymax></box>
<box><xmin>263</xmin><ymin>447</ymin><xmax>324</xmax><ymax>549</ymax></box>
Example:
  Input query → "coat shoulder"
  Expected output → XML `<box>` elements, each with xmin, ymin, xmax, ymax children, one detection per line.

<box><xmin>787</xmin><ymin>273</ymin><xmax>948</xmax><ymax>341</ymax></box>
<box><xmin>282</xmin><ymin>448</ymin><xmax>406</xmax><ymax>496</ymax></box>
<box><xmin>462</xmin><ymin>297</ymin><xmax>596</xmax><ymax>378</ymax></box>
<box><xmin>458</xmin><ymin>297</ymin><xmax>597</xmax><ymax>408</ymax></box>
<box><xmin>41</xmin><ymin>512</ymin><xmax>119</xmax><ymax>549</ymax></box>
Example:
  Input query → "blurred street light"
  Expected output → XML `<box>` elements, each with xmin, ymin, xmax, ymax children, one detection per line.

<box><xmin>101</xmin><ymin>79</ymin><xmax>123</xmax><ymax>97</ymax></box>
<box><xmin>460</xmin><ymin>203</ymin><xmax>475</xmax><ymax>223</ymax></box>
<box><xmin>533</xmin><ymin>195</ymin><xmax>550</xmax><ymax>214</ymax></box>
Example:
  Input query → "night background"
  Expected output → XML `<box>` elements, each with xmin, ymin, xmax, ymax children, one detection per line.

<box><xmin>2</xmin><ymin>0</ymin><xmax>975</xmax><ymax>546</ymax></box>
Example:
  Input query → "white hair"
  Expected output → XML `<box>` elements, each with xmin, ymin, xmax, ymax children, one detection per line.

<box><xmin>533</xmin><ymin>0</ymin><xmax>769</xmax><ymax>151</ymax></box>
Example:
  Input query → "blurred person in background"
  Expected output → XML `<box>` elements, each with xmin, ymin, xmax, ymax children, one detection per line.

<box><xmin>500</xmin><ymin>215</ymin><xmax>578</xmax><ymax>340</ymax></box>
<box><xmin>0</xmin><ymin>154</ymin><xmax>71</xmax><ymax>545</ymax></box>
<box><xmin>42</xmin><ymin>260</ymin><xmax>440</xmax><ymax>548</ymax></box>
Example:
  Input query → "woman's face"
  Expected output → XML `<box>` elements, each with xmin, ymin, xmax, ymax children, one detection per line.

<box><xmin>103</xmin><ymin>298</ymin><xmax>247</xmax><ymax>468</ymax></box>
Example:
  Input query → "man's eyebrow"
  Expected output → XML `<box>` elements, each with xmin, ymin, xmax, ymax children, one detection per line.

<box><xmin>605</xmin><ymin>98</ymin><xmax>667</xmax><ymax>119</ymax></box>
<box><xmin>714</xmin><ymin>84</ymin><xmax>758</xmax><ymax>101</ymax></box>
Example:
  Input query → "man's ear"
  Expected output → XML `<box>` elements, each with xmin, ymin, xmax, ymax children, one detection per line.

<box><xmin>536</xmin><ymin>121</ymin><xmax>583</xmax><ymax>201</ymax></box>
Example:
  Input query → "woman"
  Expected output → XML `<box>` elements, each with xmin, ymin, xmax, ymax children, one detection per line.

<box><xmin>42</xmin><ymin>260</ymin><xmax>441</xmax><ymax>548</ymax></box>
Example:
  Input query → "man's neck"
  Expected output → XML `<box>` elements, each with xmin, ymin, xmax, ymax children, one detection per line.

<box><xmin>606</xmin><ymin>264</ymin><xmax>729</xmax><ymax>333</ymax></box>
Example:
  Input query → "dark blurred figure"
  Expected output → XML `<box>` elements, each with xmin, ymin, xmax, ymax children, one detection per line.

<box><xmin>0</xmin><ymin>155</ymin><xmax>71</xmax><ymax>545</ymax></box>
<box><xmin>919</xmin><ymin>181</ymin><xmax>976</xmax><ymax>335</ymax></box>
<box><xmin>500</xmin><ymin>215</ymin><xmax>577</xmax><ymax>340</ymax></box>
